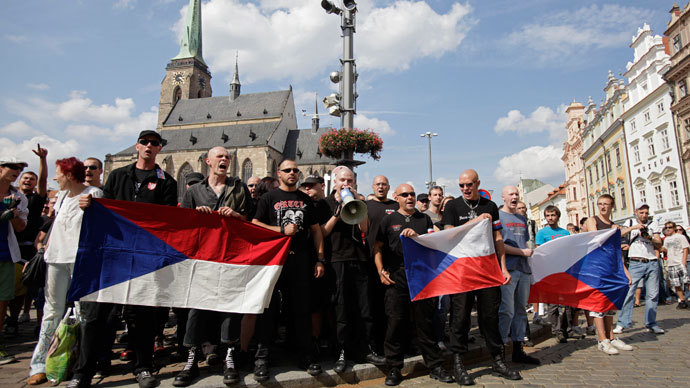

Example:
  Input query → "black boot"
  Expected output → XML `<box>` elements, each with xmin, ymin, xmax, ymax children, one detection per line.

<box><xmin>173</xmin><ymin>347</ymin><xmax>200</xmax><ymax>387</ymax></box>
<box><xmin>429</xmin><ymin>366</ymin><xmax>454</xmax><ymax>383</ymax></box>
<box><xmin>385</xmin><ymin>367</ymin><xmax>403</xmax><ymax>386</ymax></box>
<box><xmin>223</xmin><ymin>347</ymin><xmax>240</xmax><ymax>385</ymax></box>
<box><xmin>452</xmin><ymin>354</ymin><xmax>474</xmax><ymax>386</ymax></box>
<box><xmin>365</xmin><ymin>345</ymin><xmax>386</xmax><ymax>366</ymax></box>
<box><xmin>511</xmin><ymin>342</ymin><xmax>540</xmax><ymax>365</ymax></box>
<box><xmin>491</xmin><ymin>351</ymin><xmax>522</xmax><ymax>380</ymax></box>
<box><xmin>334</xmin><ymin>349</ymin><xmax>347</xmax><ymax>373</ymax></box>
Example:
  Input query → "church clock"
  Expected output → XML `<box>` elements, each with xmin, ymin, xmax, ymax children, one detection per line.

<box><xmin>172</xmin><ymin>71</ymin><xmax>186</xmax><ymax>85</ymax></box>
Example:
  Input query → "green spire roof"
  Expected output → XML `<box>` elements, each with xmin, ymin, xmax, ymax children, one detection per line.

<box><xmin>172</xmin><ymin>0</ymin><xmax>206</xmax><ymax>65</ymax></box>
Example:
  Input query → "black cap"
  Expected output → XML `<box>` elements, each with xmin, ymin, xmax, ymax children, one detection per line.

<box><xmin>138</xmin><ymin>130</ymin><xmax>166</xmax><ymax>146</ymax></box>
<box><xmin>185</xmin><ymin>172</ymin><xmax>205</xmax><ymax>186</ymax></box>
<box><xmin>302</xmin><ymin>175</ymin><xmax>324</xmax><ymax>185</ymax></box>
<box><xmin>417</xmin><ymin>193</ymin><xmax>429</xmax><ymax>202</ymax></box>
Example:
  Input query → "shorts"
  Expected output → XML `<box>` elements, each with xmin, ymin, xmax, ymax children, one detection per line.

<box><xmin>588</xmin><ymin>310</ymin><xmax>616</xmax><ymax>318</ymax></box>
<box><xmin>0</xmin><ymin>260</ymin><xmax>15</xmax><ymax>301</ymax></box>
<box><xmin>13</xmin><ymin>263</ymin><xmax>27</xmax><ymax>297</ymax></box>
<box><xmin>667</xmin><ymin>265</ymin><xmax>689</xmax><ymax>288</ymax></box>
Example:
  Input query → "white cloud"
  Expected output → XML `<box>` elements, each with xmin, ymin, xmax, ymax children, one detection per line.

<box><xmin>354</xmin><ymin>113</ymin><xmax>394</xmax><ymax>135</ymax></box>
<box><xmin>0</xmin><ymin>134</ymin><xmax>80</xmax><ymax>177</ymax></box>
<box><xmin>0</xmin><ymin>121</ymin><xmax>40</xmax><ymax>137</ymax></box>
<box><xmin>505</xmin><ymin>4</ymin><xmax>649</xmax><ymax>63</ymax></box>
<box><xmin>494</xmin><ymin>105</ymin><xmax>567</xmax><ymax>142</ymax></box>
<box><xmin>493</xmin><ymin>145</ymin><xmax>564</xmax><ymax>185</ymax></box>
<box><xmin>26</xmin><ymin>83</ymin><xmax>50</xmax><ymax>91</ymax></box>
<box><xmin>177</xmin><ymin>0</ymin><xmax>473</xmax><ymax>83</ymax></box>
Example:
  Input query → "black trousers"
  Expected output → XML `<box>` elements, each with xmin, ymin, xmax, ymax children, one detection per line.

<box><xmin>547</xmin><ymin>304</ymin><xmax>574</xmax><ymax>335</ymax></box>
<box><xmin>384</xmin><ymin>267</ymin><xmax>443</xmax><ymax>369</ymax></box>
<box><xmin>448</xmin><ymin>286</ymin><xmax>504</xmax><ymax>357</ymax></box>
<box><xmin>123</xmin><ymin>304</ymin><xmax>168</xmax><ymax>374</ymax></box>
<box><xmin>183</xmin><ymin>309</ymin><xmax>239</xmax><ymax>347</ymax></box>
<box><xmin>74</xmin><ymin>302</ymin><xmax>120</xmax><ymax>378</ymax></box>
<box><xmin>332</xmin><ymin>260</ymin><xmax>375</xmax><ymax>353</ymax></box>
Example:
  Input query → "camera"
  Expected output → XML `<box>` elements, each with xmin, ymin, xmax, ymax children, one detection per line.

<box><xmin>639</xmin><ymin>226</ymin><xmax>651</xmax><ymax>240</ymax></box>
<box><xmin>1</xmin><ymin>197</ymin><xmax>19</xmax><ymax>222</ymax></box>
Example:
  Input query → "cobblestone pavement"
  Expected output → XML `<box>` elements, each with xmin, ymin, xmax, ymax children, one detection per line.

<box><xmin>346</xmin><ymin>303</ymin><xmax>690</xmax><ymax>388</ymax></box>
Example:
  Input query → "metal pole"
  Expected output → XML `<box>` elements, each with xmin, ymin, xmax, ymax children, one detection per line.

<box><xmin>427</xmin><ymin>135</ymin><xmax>433</xmax><ymax>186</ymax></box>
<box><xmin>341</xmin><ymin>9</ymin><xmax>355</xmax><ymax>130</ymax></box>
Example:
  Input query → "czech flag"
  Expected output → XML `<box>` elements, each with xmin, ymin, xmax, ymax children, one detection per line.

<box><xmin>67</xmin><ymin>198</ymin><xmax>291</xmax><ymax>314</ymax></box>
<box><xmin>528</xmin><ymin>228</ymin><xmax>629</xmax><ymax>312</ymax></box>
<box><xmin>401</xmin><ymin>219</ymin><xmax>505</xmax><ymax>301</ymax></box>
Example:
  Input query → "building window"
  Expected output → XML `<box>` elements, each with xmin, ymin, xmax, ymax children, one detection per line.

<box><xmin>615</xmin><ymin>147</ymin><xmax>621</xmax><ymax>166</ymax></box>
<box><xmin>633</xmin><ymin>144</ymin><xmax>640</xmax><ymax>163</ymax></box>
<box><xmin>657</xmin><ymin>101</ymin><xmax>665</xmax><ymax>114</ymax></box>
<box><xmin>595</xmin><ymin>163</ymin><xmax>600</xmax><ymax>181</ymax></box>
<box><xmin>685</xmin><ymin>118</ymin><xmax>690</xmax><ymax>133</ymax></box>
<box><xmin>654</xmin><ymin>184</ymin><xmax>664</xmax><ymax>209</ymax></box>
<box><xmin>643</xmin><ymin>110</ymin><xmax>651</xmax><ymax>123</ymax></box>
<box><xmin>646</xmin><ymin>137</ymin><xmax>655</xmax><ymax>157</ymax></box>
<box><xmin>639</xmin><ymin>189</ymin><xmax>647</xmax><ymax>204</ymax></box>
<box><xmin>588</xmin><ymin>168</ymin><xmax>593</xmax><ymax>183</ymax></box>
<box><xmin>673</xmin><ymin>33</ymin><xmax>682</xmax><ymax>53</ymax></box>
<box><xmin>606</xmin><ymin>153</ymin><xmax>612</xmax><ymax>172</ymax></box>
<box><xmin>660</xmin><ymin>128</ymin><xmax>670</xmax><ymax>150</ymax></box>
<box><xmin>670</xmin><ymin>181</ymin><xmax>680</xmax><ymax>207</ymax></box>
<box><xmin>572</xmin><ymin>187</ymin><xmax>577</xmax><ymax>200</ymax></box>
<box><xmin>620</xmin><ymin>187</ymin><xmax>626</xmax><ymax>209</ymax></box>
<box><xmin>630</xmin><ymin>120</ymin><xmax>637</xmax><ymax>131</ymax></box>
<box><xmin>241</xmin><ymin>158</ymin><xmax>252</xmax><ymax>183</ymax></box>
<box><xmin>173</xmin><ymin>86</ymin><xmax>182</xmax><ymax>104</ymax></box>
<box><xmin>680</xmin><ymin>80</ymin><xmax>687</xmax><ymax>97</ymax></box>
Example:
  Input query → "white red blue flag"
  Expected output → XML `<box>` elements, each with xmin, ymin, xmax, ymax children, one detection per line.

<box><xmin>400</xmin><ymin>219</ymin><xmax>505</xmax><ymax>301</ymax></box>
<box><xmin>67</xmin><ymin>199</ymin><xmax>291</xmax><ymax>314</ymax></box>
<box><xmin>528</xmin><ymin>228</ymin><xmax>628</xmax><ymax>312</ymax></box>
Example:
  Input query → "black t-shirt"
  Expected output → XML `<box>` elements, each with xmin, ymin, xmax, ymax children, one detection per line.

<box><xmin>366</xmin><ymin>199</ymin><xmax>399</xmax><ymax>254</ymax></box>
<box><xmin>15</xmin><ymin>192</ymin><xmax>46</xmax><ymax>243</ymax></box>
<box><xmin>134</xmin><ymin>168</ymin><xmax>156</xmax><ymax>193</ymax></box>
<box><xmin>377</xmin><ymin>211</ymin><xmax>433</xmax><ymax>269</ymax></box>
<box><xmin>253</xmin><ymin>188</ymin><xmax>316</xmax><ymax>252</ymax></box>
<box><xmin>441</xmin><ymin>196</ymin><xmax>502</xmax><ymax>231</ymax></box>
<box><xmin>324</xmin><ymin>194</ymin><xmax>369</xmax><ymax>262</ymax></box>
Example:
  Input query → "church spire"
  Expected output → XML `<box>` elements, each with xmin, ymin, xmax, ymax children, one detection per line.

<box><xmin>230</xmin><ymin>52</ymin><xmax>241</xmax><ymax>101</ymax></box>
<box><xmin>172</xmin><ymin>0</ymin><xmax>206</xmax><ymax>65</ymax></box>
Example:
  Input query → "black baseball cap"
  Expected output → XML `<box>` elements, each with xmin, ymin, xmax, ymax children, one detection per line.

<box><xmin>138</xmin><ymin>130</ymin><xmax>167</xmax><ymax>146</ymax></box>
<box><xmin>302</xmin><ymin>175</ymin><xmax>324</xmax><ymax>185</ymax></box>
<box><xmin>417</xmin><ymin>193</ymin><xmax>429</xmax><ymax>202</ymax></box>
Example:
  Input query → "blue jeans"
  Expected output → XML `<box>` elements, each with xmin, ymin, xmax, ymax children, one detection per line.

<box><xmin>498</xmin><ymin>269</ymin><xmax>531</xmax><ymax>343</ymax></box>
<box><xmin>617</xmin><ymin>260</ymin><xmax>659</xmax><ymax>329</ymax></box>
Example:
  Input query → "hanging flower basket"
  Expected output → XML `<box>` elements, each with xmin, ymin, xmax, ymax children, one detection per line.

<box><xmin>319</xmin><ymin>128</ymin><xmax>383</xmax><ymax>161</ymax></box>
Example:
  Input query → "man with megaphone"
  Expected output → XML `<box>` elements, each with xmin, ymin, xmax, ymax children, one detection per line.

<box><xmin>321</xmin><ymin>166</ymin><xmax>386</xmax><ymax>373</ymax></box>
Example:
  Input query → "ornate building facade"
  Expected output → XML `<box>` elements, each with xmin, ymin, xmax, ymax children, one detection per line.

<box><xmin>562</xmin><ymin>101</ymin><xmax>588</xmax><ymax>225</ymax></box>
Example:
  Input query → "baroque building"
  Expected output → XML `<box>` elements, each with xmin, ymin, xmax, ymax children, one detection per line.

<box><xmin>664</xmin><ymin>2</ymin><xmax>690</xmax><ymax>223</ymax></box>
<box><xmin>104</xmin><ymin>0</ymin><xmax>338</xmax><ymax>199</ymax></box>
<box><xmin>561</xmin><ymin>100</ymin><xmax>588</xmax><ymax>225</ymax></box>
<box><xmin>623</xmin><ymin>23</ymin><xmax>688</xmax><ymax>226</ymax></box>
<box><xmin>582</xmin><ymin>72</ymin><xmax>634</xmax><ymax>223</ymax></box>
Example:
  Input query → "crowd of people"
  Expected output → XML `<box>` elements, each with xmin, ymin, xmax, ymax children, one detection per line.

<box><xmin>0</xmin><ymin>129</ymin><xmax>689</xmax><ymax>388</ymax></box>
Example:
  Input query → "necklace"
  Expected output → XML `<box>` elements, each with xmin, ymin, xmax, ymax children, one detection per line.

<box><xmin>462</xmin><ymin>196</ymin><xmax>479</xmax><ymax>220</ymax></box>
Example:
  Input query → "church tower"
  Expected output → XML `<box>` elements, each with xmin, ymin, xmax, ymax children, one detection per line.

<box><xmin>157</xmin><ymin>0</ymin><xmax>212</xmax><ymax>130</ymax></box>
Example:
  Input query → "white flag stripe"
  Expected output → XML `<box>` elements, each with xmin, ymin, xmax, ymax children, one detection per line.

<box><xmin>528</xmin><ymin>229</ymin><xmax>617</xmax><ymax>283</ymax></box>
<box><xmin>79</xmin><ymin>260</ymin><xmax>282</xmax><ymax>314</ymax></box>
<box><xmin>411</xmin><ymin>219</ymin><xmax>495</xmax><ymax>258</ymax></box>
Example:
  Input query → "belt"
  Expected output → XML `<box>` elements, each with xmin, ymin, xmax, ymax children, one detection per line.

<box><xmin>629</xmin><ymin>257</ymin><xmax>658</xmax><ymax>263</ymax></box>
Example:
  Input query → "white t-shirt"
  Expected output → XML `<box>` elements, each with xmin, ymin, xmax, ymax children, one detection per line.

<box><xmin>627</xmin><ymin>220</ymin><xmax>661</xmax><ymax>260</ymax></box>
<box><xmin>45</xmin><ymin>186</ymin><xmax>103</xmax><ymax>264</ymax></box>
<box><xmin>664</xmin><ymin>234</ymin><xmax>690</xmax><ymax>267</ymax></box>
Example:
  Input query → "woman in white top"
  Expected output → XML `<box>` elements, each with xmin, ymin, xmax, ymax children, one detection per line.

<box><xmin>28</xmin><ymin>158</ymin><xmax>102</xmax><ymax>384</ymax></box>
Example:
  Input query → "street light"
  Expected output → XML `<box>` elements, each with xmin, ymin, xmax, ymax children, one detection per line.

<box><xmin>420</xmin><ymin>131</ymin><xmax>438</xmax><ymax>189</ymax></box>
<box><xmin>322</xmin><ymin>0</ymin><xmax>358</xmax><ymax>130</ymax></box>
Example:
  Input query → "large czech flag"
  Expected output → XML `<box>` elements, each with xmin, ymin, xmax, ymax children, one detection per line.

<box><xmin>401</xmin><ymin>219</ymin><xmax>505</xmax><ymax>301</ymax></box>
<box><xmin>528</xmin><ymin>228</ymin><xmax>629</xmax><ymax>312</ymax></box>
<box><xmin>67</xmin><ymin>199</ymin><xmax>291</xmax><ymax>314</ymax></box>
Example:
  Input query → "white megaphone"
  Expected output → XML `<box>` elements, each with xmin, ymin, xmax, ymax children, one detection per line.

<box><xmin>339</xmin><ymin>188</ymin><xmax>368</xmax><ymax>225</ymax></box>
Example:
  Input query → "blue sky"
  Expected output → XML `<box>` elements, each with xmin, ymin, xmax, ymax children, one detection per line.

<box><xmin>0</xmin><ymin>0</ymin><xmax>673</xmax><ymax>198</ymax></box>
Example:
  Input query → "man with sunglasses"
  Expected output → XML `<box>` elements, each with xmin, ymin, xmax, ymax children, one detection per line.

<box><xmin>374</xmin><ymin>184</ymin><xmax>454</xmax><ymax>386</ymax></box>
<box><xmin>662</xmin><ymin>221</ymin><xmax>689</xmax><ymax>309</ymax></box>
<box><xmin>83</xmin><ymin>158</ymin><xmax>103</xmax><ymax>188</ymax></box>
<box><xmin>252</xmin><ymin>159</ymin><xmax>325</xmax><ymax>379</ymax></box>
<box><xmin>441</xmin><ymin>169</ymin><xmax>520</xmax><ymax>385</ymax></box>
<box><xmin>76</xmin><ymin>130</ymin><xmax>177</xmax><ymax>388</ymax></box>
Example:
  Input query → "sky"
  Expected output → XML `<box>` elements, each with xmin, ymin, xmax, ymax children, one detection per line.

<box><xmin>0</xmin><ymin>0</ymin><xmax>675</xmax><ymax>199</ymax></box>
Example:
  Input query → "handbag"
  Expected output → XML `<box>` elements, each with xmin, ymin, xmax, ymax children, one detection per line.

<box><xmin>21</xmin><ymin>246</ymin><xmax>47</xmax><ymax>288</ymax></box>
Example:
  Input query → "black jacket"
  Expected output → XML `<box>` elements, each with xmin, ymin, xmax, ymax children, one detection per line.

<box><xmin>103</xmin><ymin>162</ymin><xmax>177</xmax><ymax>206</ymax></box>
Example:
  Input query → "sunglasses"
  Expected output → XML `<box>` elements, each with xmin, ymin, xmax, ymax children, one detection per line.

<box><xmin>398</xmin><ymin>192</ymin><xmax>416</xmax><ymax>198</ymax></box>
<box><xmin>247</xmin><ymin>184</ymin><xmax>256</xmax><ymax>188</ymax></box>
<box><xmin>664</xmin><ymin>226</ymin><xmax>675</xmax><ymax>230</ymax></box>
<box><xmin>280</xmin><ymin>168</ymin><xmax>300</xmax><ymax>174</ymax></box>
<box><xmin>85</xmin><ymin>165</ymin><xmax>100</xmax><ymax>171</ymax></box>
<box><xmin>2</xmin><ymin>164</ymin><xmax>23</xmax><ymax>170</ymax></box>
<box><xmin>138</xmin><ymin>139</ymin><xmax>161</xmax><ymax>147</ymax></box>
<box><xmin>458</xmin><ymin>182</ymin><xmax>475</xmax><ymax>188</ymax></box>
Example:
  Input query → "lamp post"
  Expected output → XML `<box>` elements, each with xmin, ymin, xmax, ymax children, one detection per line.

<box><xmin>420</xmin><ymin>131</ymin><xmax>437</xmax><ymax>189</ymax></box>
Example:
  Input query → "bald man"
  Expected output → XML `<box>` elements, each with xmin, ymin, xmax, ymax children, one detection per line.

<box><xmin>441</xmin><ymin>170</ymin><xmax>521</xmax><ymax>384</ymax></box>
<box><xmin>174</xmin><ymin>146</ymin><xmax>252</xmax><ymax>386</ymax></box>
<box><xmin>373</xmin><ymin>184</ymin><xmax>454</xmax><ymax>386</ymax></box>
<box><xmin>497</xmin><ymin>186</ymin><xmax>539</xmax><ymax>365</ymax></box>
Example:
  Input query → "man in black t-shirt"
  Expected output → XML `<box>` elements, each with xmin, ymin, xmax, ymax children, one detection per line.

<box><xmin>374</xmin><ymin>184</ymin><xmax>453</xmax><ymax>386</ymax></box>
<box><xmin>252</xmin><ymin>159</ymin><xmax>325</xmax><ymax>380</ymax></box>
<box><xmin>322</xmin><ymin>166</ymin><xmax>386</xmax><ymax>373</ymax></box>
<box><xmin>440</xmin><ymin>169</ymin><xmax>520</xmax><ymax>384</ymax></box>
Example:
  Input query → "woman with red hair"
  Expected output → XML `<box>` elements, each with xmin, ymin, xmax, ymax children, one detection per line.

<box><xmin>28</xmin><ymin>157</ymin><xmax>103</xmax><ymax>385</ymax></box>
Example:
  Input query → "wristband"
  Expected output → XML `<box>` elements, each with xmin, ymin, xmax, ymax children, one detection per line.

<box><xmin>280</xmin><ymin>224</ymin><xmax>285</xmax><ymax>234</ymax></box>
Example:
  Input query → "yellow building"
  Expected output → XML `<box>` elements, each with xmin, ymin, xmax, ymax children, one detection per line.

<box><xmin>582</xmin><ymin>71</ymin><xmax>634</xmax><ymax>223</ymax></box>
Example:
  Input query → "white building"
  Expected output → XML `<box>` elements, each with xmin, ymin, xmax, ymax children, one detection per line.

<box><xmin>622</xmin><ymin>24</ymin><xmax>689</xmax><ymax>226</ymax></box>
<box><xmin>535</xmin><ymin>184</ymin><xmax>568</xmax><ymax>229</ymax></box>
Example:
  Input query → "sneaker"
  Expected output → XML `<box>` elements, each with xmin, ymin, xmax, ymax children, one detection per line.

<box><xmin>610</xmin><ymin>337</ymin><xmax>633</xmax><ymax>351</ymax></box>
<box><xmin>570</xmin><ymin>326</ymin><xmax>586</xmax><ymax>339</ymax></box>
<box><xmin>648</xmin><ymin>326</ymin><xmax>665</xmax><ymax>334</ymax></box>
<box><xmin>597</xmin><ymin>339</ymin><xmax>619</xmax><ymax>355</ymax></box>
<box><xmin>18</xmin><ymin>312</ymin><xmax>30</xmax><ymax>323</ymax></box>
<box><xmin>612</xmin><ymin>325</ymin><xmax>624</xmax><ymax>334</ymax></box>
<box><xmin>0</xmin><ymin>347</ymin><xmax>17</xmax><ymax>365</ymax></box>
<box><xmin>136</xmin><ymin>370</ymin><xmax>159</xmax><ymax>388</ymax></box>
<box><xmin>585</xmin><ymin>325</ymin><xmax>596</xmax><ymax>336</ymax></box>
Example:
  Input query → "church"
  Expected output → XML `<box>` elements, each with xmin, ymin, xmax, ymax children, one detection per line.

<box><xmin>103</xmin><ymin>0</ymin><xmax>338</xmax><ymax>200</ymax></box>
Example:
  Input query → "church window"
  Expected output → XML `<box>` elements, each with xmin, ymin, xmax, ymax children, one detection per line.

<box><xmin>177</xmin><ymin>163</ymin><xmax>194</xmax><ymax>201</ymax></box>
<box><xmin>241</xmin><ymin>158</ymin><xmax>253</xmax><ymax>183</ymax></box>
<box><xmin>173</xmin><ymin>86</ymin><xmax>182</xmax><ymax>104</ymax></box>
